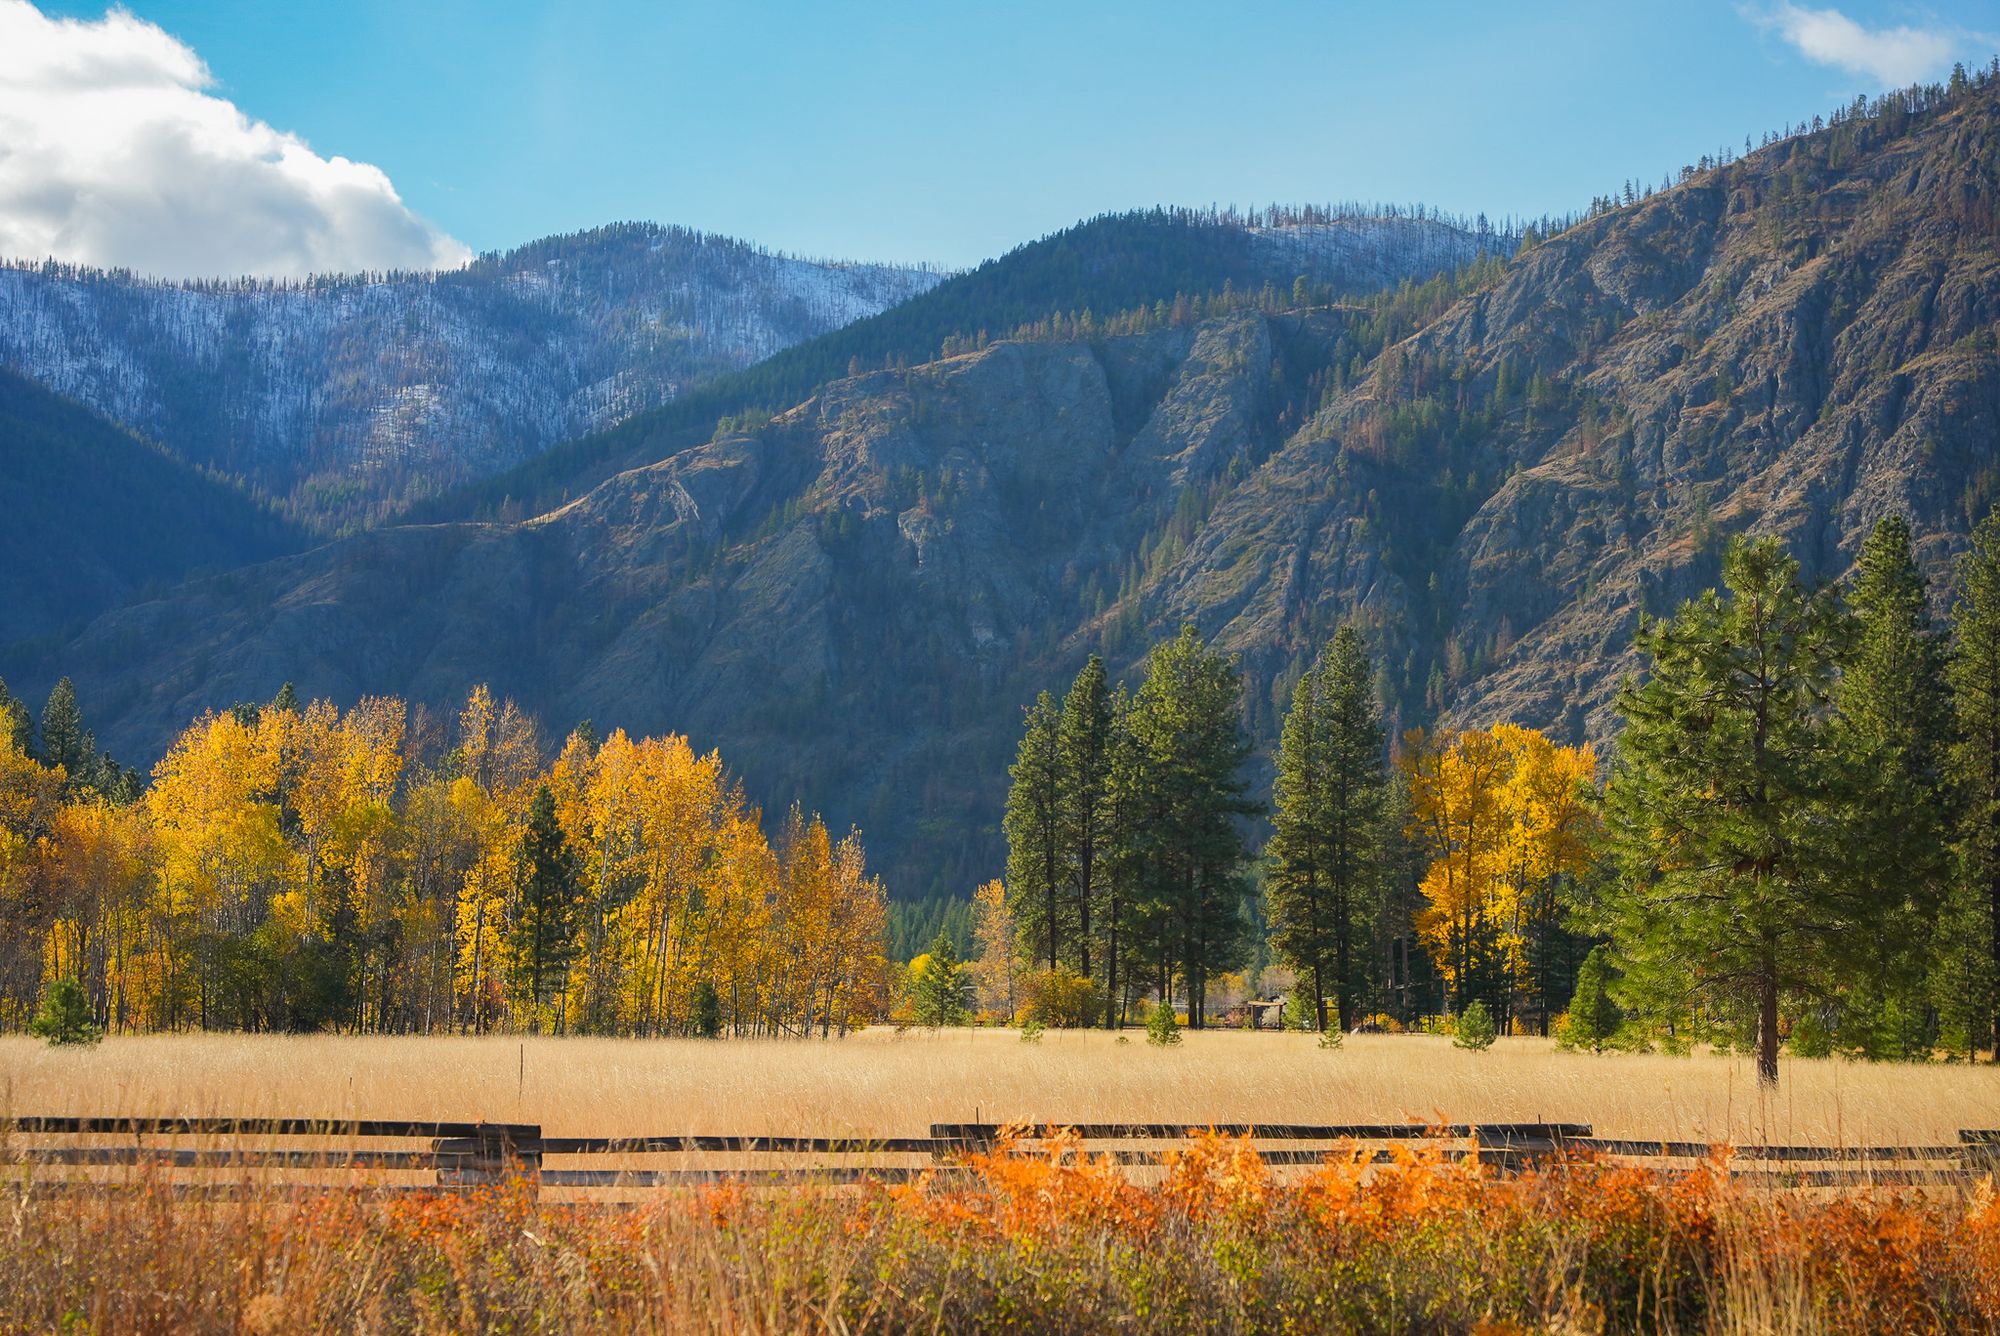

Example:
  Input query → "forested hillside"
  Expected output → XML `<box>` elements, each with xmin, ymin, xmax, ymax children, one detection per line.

<box><xmin>0</xmin><ymin>370</ymin><xmax>300</xmax><ymax>644</ymax></box>
<box><xmin>0</xmin><ymin>224</ymin><xmax>941</xmax><ymax>528</ymax></box>
<box><xmin>423</xmin><ymin>206</ymin><xmax>1519</xmax><ymax>525</ymax></box>
<box><xmin>10</xmin><ymin>73</ymin><xmax>2000</xmax><ymax>900</ymax></box>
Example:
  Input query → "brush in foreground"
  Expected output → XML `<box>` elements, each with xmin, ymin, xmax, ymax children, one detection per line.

<box><xmin>12</xmin><ymin>1130</ymin><xmax>2000</xmax><ymax>1333</ymax></box>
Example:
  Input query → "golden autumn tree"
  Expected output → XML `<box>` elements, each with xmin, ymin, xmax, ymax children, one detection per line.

<box><xmin>703</xmin><ymin>808</ymin><xmax>779</xmax><ymax>1035</ymax></box>
<box><xmin>1490</xmin><ymin>724</ymin><xmax>1599</xmax><ymax>1033</ymax></box>
<box><xmin>0</xmin><ymin>732</ymin><xmax>63</xmax><ymax>1024</ymax></box>
<box><xmin>1405</xmin><ymin>725</ymin><xmax>1597</xmax><ymax>1030</ymax></box>
<box><xmin>620</xmin><ymin>734</ymin><xmax>730</xmax><ymax>1036</ymax></box>
<box><xmin>450</xmin><ymin>687</ymin><xmax>541</xmax><ymax>1034</ymax></box>
<box><xmin>393</xmin><ymin>765</ymin><xmax>485</xmax><ymax>1031</ymax></box>
<box><xmin>769</xmin><ymin>807</ymin><xmax>889</xmax><ymax>1037</ymax></box>
<box><xmin>145</xmin><ymin>708</ymin><xmax>287</xmax><ymax>1028</ymax></box>
<box><xmin>970</xmin><ymin>878</ymin><xmax>1021</xmax><ymax>1020</ymax></box>
<box><xmin>253</xmin><ymin>695</ymin><xmax>408</xmax><ymax>1029</ymax></box>
<box><xmin>0</xmin><ymin>678</ymin><xmax>896</xmax><ymax>1040</ymax></box>
<box><xmin>1405</xmin><ymin>728</ymin><xmax>1509</xmax><ymax>1017</ymax></box>
<box><xmin>44</xmin><ymin>796</ymin><xmax>152</xmax><ymax>1032</ymax></box>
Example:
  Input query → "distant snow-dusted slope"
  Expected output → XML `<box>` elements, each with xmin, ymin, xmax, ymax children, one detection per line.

<box><xmin>1247</xmin><ymin>214</ymin><xmax>1513</xmax><ymax>290</ymax></box>
<box><xmin>0</xmin><ymin>223</ymin><xmax>942</xmax><ymax>527</ymax></box>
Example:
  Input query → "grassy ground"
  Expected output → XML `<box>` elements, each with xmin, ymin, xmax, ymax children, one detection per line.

<box><xmin>7</xmin><ymin>1028</ymin><xmax>1998</xmax><ymax>1145</ymax></box>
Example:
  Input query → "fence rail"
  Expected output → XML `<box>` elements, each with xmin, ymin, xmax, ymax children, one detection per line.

<box><xmin>2</xmin><ymin>1118</ymin><xmax>1993</xmax><ymax>1197</ymax></box>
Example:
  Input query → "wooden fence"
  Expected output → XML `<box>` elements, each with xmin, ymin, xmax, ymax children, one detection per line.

<box><xmin>2</xmin><ymin>1118</ymin><xmax>1994</xmax><ymax>1196</ymax></box>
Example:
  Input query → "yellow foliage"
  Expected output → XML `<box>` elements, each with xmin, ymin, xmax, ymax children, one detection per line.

<box><xmin>1405</xmin><ymin>725</ymin><xmax>1597</xmax><ymax>1007</ymax></box>
<box><xmin>5</xmin><ymin>684</ymin><xmax>889</xmax><ymax>1038</ymax></box>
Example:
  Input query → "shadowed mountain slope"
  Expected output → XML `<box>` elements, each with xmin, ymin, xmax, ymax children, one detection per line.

<box><xmin>0</xmin><ymin>369</ymin><xmax>301</xmax><ymax>645</ymax></box>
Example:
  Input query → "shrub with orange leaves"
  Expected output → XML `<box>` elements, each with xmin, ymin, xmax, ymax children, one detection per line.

<box><xmin>890</xmin><ymin>1122</ymin><xmax>1158</xmax><ymax>1240</ymax></box>
<box><xmin>7</xmin><ymin>1135</ymin><xmax>2000</xmax><ymax>1332</ymax></box>
<box><xmin>1159</xmin><ymin>1130</ymin><xmax>1271</xmax><ymax>1222</ymax></box>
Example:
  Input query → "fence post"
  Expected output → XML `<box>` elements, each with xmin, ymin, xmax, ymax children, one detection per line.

<box><xmin>1474</xmin><ymin>1123</ymin><xmax>1578</xmax><ymax>1174</ymax></box>
<box><xmin>434</xmin><ymin>1122</ymin><xmax>542</xmax><ymax>1193</ymax></box>
<box><xmin>1961</xmin><ymin>1130</ymin><xmax>2000</xmax><ymax>1177</ymax></box>
<box><xmin>929</xmin><ymin>1123</ymin><xmax>996</xmax><ymax>1169</ymax></box>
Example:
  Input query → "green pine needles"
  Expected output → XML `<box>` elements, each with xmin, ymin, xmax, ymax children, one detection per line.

<box><xmin>1604</xmin><ymin>529</ymin><xmax>1969</xmax><ymax>1084</ymax></box>
<box><xmin>910</xmin><ymin>930</ymin><xmax>971</xmax><ymax>1028</ymax></box>
<box><xmin>30</xmin><ymin>977</ymin><xmax>101</xmax><ymax>1047</ymax></box>
<box><xmin>1001</xmin><ymin>630</ymin><xmax>1256</xmax><ymax>1032</ymax></box>
<box><xmin>1267</xmin><ymin>626</ymin><xmax>1387</xmax><ymax>1038</ymax></box>
<box><xmin>1452</xmin><ymin>1000</ymin><xmax>1496</xmax><ymax>1051</ymax></box>
<box><xmin>1555</xmin><ymin>947</ymin><xmax>1621</xmax><ymax>1053</ymax></box>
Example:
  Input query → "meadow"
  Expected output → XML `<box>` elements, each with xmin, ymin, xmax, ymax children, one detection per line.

<box><xmin>10</xmin><ymin>1032</ymin><xmax>2000</xmax><ymax>1331</ymax></box>
<box><xmin>9</xmin><ymin>1028</ymin><xmax>1998</xmax><ymax>1146</ymax></box>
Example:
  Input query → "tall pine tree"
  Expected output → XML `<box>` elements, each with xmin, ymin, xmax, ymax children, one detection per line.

<box><xmin>1120</xmin><ymin>625</ymin><xmax>1256</xmax><ymax>1028</ymax></box>
<box><xmin>511</xmin><ymin>783</ymin><xmax>580</xmax><ymax>1023</ymax></box>
<box><xmin>1947</xmin><ymin>511</ymin><xmax>2000</xmax><ymax>1060</ymax></box>
<box><xmin>1100</xmin><ymin>683</ymin><xmax>1140</xmax><ymax>1026</ymax></box>
<box><xmin>1266</xmin><ymin>627</ymin><xmax>1386</xmax><ymax>1032</ymax></box>
<box><xmin>1058</xmin><ymin>657</ymin><xmax>1114</xmax><ymax>982</ymax></box>
<box><xmin>38</xmin><ymin>677</ymin><xmax>90</xmax><ymax>779</ymax></box>
<box><xmin>1837</xmin><ymin>515</ymin><xmax>1952</xmax><ymax>1056</ymax></box>
<box><xmin>1004</xmin><ymin>692</ymin><xmax>1068</xmax><ymax>971</ymax></box>
<box><xmin>1603</xmin><ymin>537</ymin><xmax>1870</xmax><ymax>1086</ymax></box>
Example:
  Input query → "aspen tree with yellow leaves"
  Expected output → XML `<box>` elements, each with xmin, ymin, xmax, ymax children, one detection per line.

<box><xmin>1404</xmin><ymin>725</ymin><xmax>1596</xmax><ymax>1031</ymax></box>
<box><xmin>0</xmin><ymin>678</ymin><xmax>890</xmax><ymax>1038</ymax></box>
<box><xmin>970</xmin><ymin>878</ymin><xmax>1021</xmax><ymax>1020</ymax></box>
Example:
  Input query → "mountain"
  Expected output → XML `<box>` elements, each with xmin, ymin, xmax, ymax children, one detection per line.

<box><xmin>421</xmin><ymin>207</ymin><xmax>1521</xmax><ymax>525</ymax></box>
<box><xmin>0</xmin><ymin>369</ymin><xmax>301</xmax><ymax>645</ymax></box>
<box><xmin>13</xmin><ymin>74</ymin><xmax>2000</xmax><ymax>898</ymax></box>
<box><xmin>0</xmin><ymin>224</ymin><xmax>942</xmax><ymax>528</ymax></box>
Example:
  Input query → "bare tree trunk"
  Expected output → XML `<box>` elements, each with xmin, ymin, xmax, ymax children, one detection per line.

<box><xmin>1757</xmin><ymin>953</ymin><xmax>1780</xmax><ymax>1087</ymax></box>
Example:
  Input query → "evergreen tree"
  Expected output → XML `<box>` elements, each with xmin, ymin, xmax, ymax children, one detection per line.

<box><xmin>1099</xmin><ymin>683</ymin><xmax>1141</xmax><ymax>1027</ymax></box>
<box><xmin>1267</xmin><ymin>627</ymin><xmax>1386</xmax><ymax>1032</ymax></box>
<box><xmin>910</xmin><ymin>929</ymin><xmax>971</xmax><ymax>1027</ymax></box>
<box><xmin>1453</xmin><ymin>998</ymin><xmax>1496</xmax><ymax>1050</ymax></box>
<box><xmin>1004</xmin><ymin>692</ymin><xmax>1069</xmax><ymax>971</ymax></box>
<box><xmin>1557</xmin><ymin>946</ymin><xmax>1621</xmax><ymax>1053</ymax></box>
<box><xmin>1837</xmin><ymin>515</ymin><xmax>1952</xmax><ymax>1056</ymax></box>
<box><xmin>29</xmin><ymin>976</ymin><xmax>101</xmax><ymax>1046</ymax></box>
<box><xmin>270</xmin><ymin>681</ymin><xmax>301</xmax><ymax>715</ymax></box>
<box><xmin>1057</xmin><ymin>656</ymin><xmax>1114</xmax><ymax>982</ymax></box>
<box><xmin>38</xmin><ymin>677</ymin><xmax>90</xmax><ymax>778</ymax></box>
<box><xmin>1947</xmin><ymin>511</ymin><xmax>2000</xmax><ymax>1061</ymax></box>
<box><xmin>1146</xmin><ymin>997</ymin><xmax>1182</xmax><ymax>1046</ymax></box>
<box><xmin>511</xmin><ymin>784</ymin><xmax>580</xmax><ymax>1021</ymax></box>
<box><xmin>691</xmin><ymin>980</ymin><xmax>723</xmax><ymax>1038</ymax></box>
<box><xmin>1120</xmin><ymin>626</ymin><xmax>1257</xmax><ymax>1028</ymax></box>
<box><xmin>1604</xmin><ymin>537</ymin><xmax>1876</xmax><ymax>1086</ymax></box>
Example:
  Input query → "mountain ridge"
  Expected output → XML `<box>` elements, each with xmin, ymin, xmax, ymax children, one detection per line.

<box><xmin>0</xmin><ymin>222</ymin><xmax>943</xmax><ymax>529</ymax></box>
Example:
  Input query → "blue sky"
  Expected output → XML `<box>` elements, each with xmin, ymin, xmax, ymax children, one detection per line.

<box><xmin>9</xmin><ymin>1</ymin><xmax>2000</xmax><ymax>275</ymax></box>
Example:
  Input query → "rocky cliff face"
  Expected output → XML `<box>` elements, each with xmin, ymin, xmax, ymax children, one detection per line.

<box><xmin>0</xmin><ymin>224</ymin><xmax>941</xmax><ymax>527</ymax></box>
<box><xmin>14</xmin><ymin>84</ymin><xmax>2000</xmax><ymax>897</ymax></box>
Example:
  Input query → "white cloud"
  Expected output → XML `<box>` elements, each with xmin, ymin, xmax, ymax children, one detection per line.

<box><xmin>1762</xmin><ymin>3</ymin><xmax>1962</xmax><ymax>87</ymax></box>
<box><xmin>0</xmin><ymin>0</ymin><xmax>472</xmax><ymax>279</ymax></box>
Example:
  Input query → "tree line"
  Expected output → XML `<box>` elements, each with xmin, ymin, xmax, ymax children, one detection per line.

<box><xmin>14</xmin><ymin>512</ymin><xmax>2000</xmax><ymax>1084</ymax></box>
<box><xmin>0</xmin><ymin>684</ymin><xmax>887</xmax><ymax>1036</ymax></box>
<box><xmin>989</xmin><ymin>623</ymin><xmax>1590</xmax><ymax>1040</ymax></box>
<box><xmin>987</xmin><ymin>514</ymin><xmax>2000</xmax><ymax>1086</ymax></box>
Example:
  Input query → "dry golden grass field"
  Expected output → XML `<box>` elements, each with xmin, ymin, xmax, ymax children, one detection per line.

<box><xmin>8</xmin><ymin>1028</ymin><xmax>1998</xmax><ymax>1146</ymax></box>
